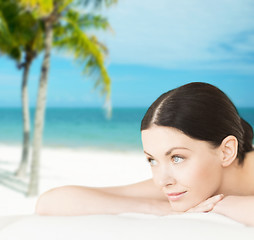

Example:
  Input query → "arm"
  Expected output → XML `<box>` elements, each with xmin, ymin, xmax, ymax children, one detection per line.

<box><xmin>96</xmin><ymin>178</ymin><xmax>168</xmax><ymax>201</ymax></box>
<box><xmin>35</xmin><ymin>179</ymin><xmax>172</xmax><ymax>216</ymax></box>
<box><xmin>212</xmin><ymin>195</ymin><xmax>254</xmax><ymax>227</ymax></box>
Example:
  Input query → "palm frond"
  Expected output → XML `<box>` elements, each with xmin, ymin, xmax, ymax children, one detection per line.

<box><xmin>79</xmin><ymin>14</ymin><xmax>110</xmax><ymax>30</ymax></box>
<box><xmin>19</xmin><ymin>0</ymin><xmax>54</xmax><ymax>16</ymax></box>
<box><xmin>66</xmin><ymin>8</ymin><xmax>111</xmax><ymax>31</ymax></box>
<box><xmin>90</xmin><ymin>35</ymin><xmax>108</xmax><ymax>55</ymax></box>
<box><xmin>0</xmin><ymin>11</ymin><xmax>13</xmax><ymax>43</ymax></box>
<box><xmin>0</xmin><ymin>10</ymin><xmax>22</xmax><ymax>61</ymax></box>
<box><xmin>57</xmin><ymin>0</ymin><xmax>74</xmax><ymax>13</ymax></box>
<box><xmin>54</xmin><ymin>14</ymin><xmax>111</xmax><ymax>105</ymax></box>
<box><xmin>0</xmin><ymin>0</ymin><xmax>44</xmax><ymax>62</ymax></box>
<box><xmin>77</xmin><ymin>0</ymin><xmax>117</xmax><ymax>8</ymax></box>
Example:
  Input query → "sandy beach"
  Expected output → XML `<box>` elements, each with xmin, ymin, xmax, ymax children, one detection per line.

<box><xmin>0</xmin><ymin>144</ymin><xmax>151</xmax><ymax>216</ymax></box>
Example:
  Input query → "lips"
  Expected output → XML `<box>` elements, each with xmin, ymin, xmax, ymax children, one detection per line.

<box><xmin>166</xmin><ymin>191</ymin><xmax>187</xmax><ymax>201</ymax></box>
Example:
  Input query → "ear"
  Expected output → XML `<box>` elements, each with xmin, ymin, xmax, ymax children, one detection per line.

<box><xmin>219</xmin><ymin>135</ymin><xmax>238</xmax><ymax>167</ymax></box>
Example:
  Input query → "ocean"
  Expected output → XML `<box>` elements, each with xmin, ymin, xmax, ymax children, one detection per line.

<box><xmin>0</xmin><ymin>107</ymin><xmax>254</xmax><ymax>151</ymax></box>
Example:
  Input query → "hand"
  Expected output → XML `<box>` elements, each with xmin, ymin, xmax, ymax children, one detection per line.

<box><xmin>148</xmin><ymin>194</ymin><xmax>224</xmax><ymax>216</ymax></box>
<box><xmin>211</xmin><ymin>195</ymin><xmax>240</xmax><ymax>215</ymax></box>
<box><xmin>185</xmin><ymin>194</ymin><xmax>224</xmax><ymax>213</ymax></box>
<box><xmin>211</xmin><ymin>195</ymin><xmax>254</xmax><ymax>226</ymax></box>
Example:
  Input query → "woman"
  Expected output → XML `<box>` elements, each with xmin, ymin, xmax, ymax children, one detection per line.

<box><xmin>35</xmin><ymin>82</ymin><xmax>254</xmax><ymax>226</ymax></box>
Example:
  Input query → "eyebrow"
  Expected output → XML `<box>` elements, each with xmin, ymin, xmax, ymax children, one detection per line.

<box><xmin>144</xmin><ymin>147</ymin><xmax>191</xmax><ymax>157</ymax></box>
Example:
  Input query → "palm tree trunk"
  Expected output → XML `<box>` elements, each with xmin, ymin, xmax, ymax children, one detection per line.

<box><xmin>27</xmin><ymin>21</ymin><xmax>53</xmax><ymax>197</ymax></box>
<box><xmin>15</xmin><ymin>55</ymin><xmax>32</xmax><ymax>178</ymax></box>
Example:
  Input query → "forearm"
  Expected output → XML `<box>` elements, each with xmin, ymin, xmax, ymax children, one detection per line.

<box><xmin>35</xmin><ymin>185</ymin><xmax>171</xmax><ymax>216</ymax></box>
<box><xmin>212</xmin><ymin>196</ymin><xmax>254</xmax><ymax>227</ymax></box>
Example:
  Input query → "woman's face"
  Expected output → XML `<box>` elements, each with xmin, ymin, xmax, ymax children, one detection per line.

<box><xmin>141</xmin><ymin>125</ymin><xmax>223</xmax><ymax>212</ymax></box>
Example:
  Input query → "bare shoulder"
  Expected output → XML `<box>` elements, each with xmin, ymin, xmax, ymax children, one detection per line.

<box><xmin>96</xmin><ymin>178</ymin><xmax>168</xmax><ymax>201</ymax></box>
<box><xmin>35</xmin><ymin>185</ymin><xmax>88</xmax><ymax>214</ymax></box>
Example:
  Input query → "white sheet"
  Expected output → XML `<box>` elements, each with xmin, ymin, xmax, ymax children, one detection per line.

<box><xmin>0</xmin><ymin>212</ymin><xmax>254</xmax><ymax>240</ymax></box>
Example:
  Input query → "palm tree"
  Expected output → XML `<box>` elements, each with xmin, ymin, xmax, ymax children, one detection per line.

<box><xmin>19</xmin><ymin>0</ymin><xmax>117</xmax><ymax>196</ymax></box>
<box><xmin>0</xmin><ymin>0</ymin><xmax>44</xmax><ymax>178</ymax></box>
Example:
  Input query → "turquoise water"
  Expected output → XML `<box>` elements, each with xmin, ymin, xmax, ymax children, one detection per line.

<box><xmin>0</xmin><ymin>107</ymin><xmax>254</xmax><ymax>151</ymax></box>
<box><xmin>0</xmin><ymin>108</ymin><xmax>146</xmax><ymax>150</ymax></box>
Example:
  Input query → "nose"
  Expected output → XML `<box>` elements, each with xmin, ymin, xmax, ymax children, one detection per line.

<box><xmin>154</xmin><ymin>165</ymin><xmax>176</xmax><ymax>188</ymax></box>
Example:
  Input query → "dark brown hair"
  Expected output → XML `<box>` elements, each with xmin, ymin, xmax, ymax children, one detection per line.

<box><xmin>141</xmin><ymin>82</ymin><xmax>253</xmax><ymax>165</ymax></box>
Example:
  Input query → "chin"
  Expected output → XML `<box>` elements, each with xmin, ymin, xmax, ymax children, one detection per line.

<box><xmin>169</xmin><ymin>191</ymin><xmax>213</xmax><ymax>212</ymax></box>
<box><xmin>170</xmin><ymin>202</ymin><xmax>193</xmax><ymax>212</ymax></box>
<box><xmin>170</xmin><ymin>197</ymin><xmax>205</xmax><ymax>212</ymax></box>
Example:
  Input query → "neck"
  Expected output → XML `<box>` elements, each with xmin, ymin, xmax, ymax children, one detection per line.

<box><xmin>215</xmin><ymin>157</ymin><xmax>252</xmax><ymax>196</ymax></box>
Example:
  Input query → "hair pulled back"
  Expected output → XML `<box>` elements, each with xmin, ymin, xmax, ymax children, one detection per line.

<box><xmin>141</xmin><ymin>82</ymin><xmax>253</xmax><ymax>165</ymax></box>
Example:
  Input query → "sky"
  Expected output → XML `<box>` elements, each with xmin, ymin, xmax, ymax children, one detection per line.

<box><xmin>0</xmin><ymin>0</ymin><xmax>254</xmax><ymax>108</ymax></box>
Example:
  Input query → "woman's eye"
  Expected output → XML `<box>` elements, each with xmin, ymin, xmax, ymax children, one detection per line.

<box><xmin>172</xmin><ymin>155</ymin><xmax>184</xmax><ymax>164</ymax></box>
<box><xmin>147</xmin><ymin>158</ymin><xmax>157</xmax><ymax>166</ymax></box>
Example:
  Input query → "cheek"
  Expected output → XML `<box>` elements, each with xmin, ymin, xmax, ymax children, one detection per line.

<box><xmin>150</xmin><ymin>169</ymin><xmax>161</xmax><ymax>187</ymax></box>
<box><xmin>170</xmin><ymin>162</ymin><xmax>222</xmax><ymax>212</ymax></box>
<box><xmin>182</xmin><ymin>159</ymin><xmax>222</xmax><ymax>196</ymax></box>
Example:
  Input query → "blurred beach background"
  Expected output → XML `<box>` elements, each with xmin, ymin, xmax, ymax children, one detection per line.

<box><xmin>0</xmin><ymin>0</ymin><xmax>254</xmax><ymax>216</ymax></box>
<box><xmin>0</xmin><ymin>107</ymin><xmax>254</xmax><ymax>151</ymax></box>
